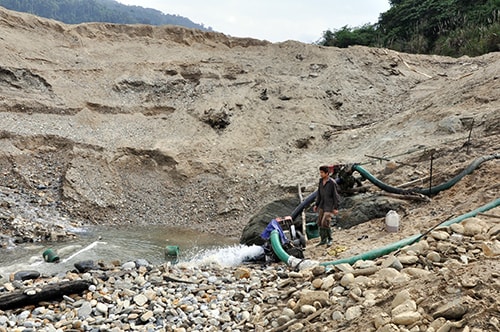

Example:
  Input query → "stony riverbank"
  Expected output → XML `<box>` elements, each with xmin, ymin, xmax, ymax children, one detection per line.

<box><xmin>0</xmin><ymin>216</ymin><xmax>498</xmax><ymax>332</ymax></box>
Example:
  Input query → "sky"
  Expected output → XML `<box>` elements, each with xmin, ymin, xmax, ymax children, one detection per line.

<box><xmin>116</xmin><ymin>0</ymin><xmax>391</xmax><ymax>43</ymax></box>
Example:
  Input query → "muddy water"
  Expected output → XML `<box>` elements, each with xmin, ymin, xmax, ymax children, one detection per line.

<box><xmin>0</xmin><ymin>224</ymin><xmax>258</xmax><ymax>280</ymax></box>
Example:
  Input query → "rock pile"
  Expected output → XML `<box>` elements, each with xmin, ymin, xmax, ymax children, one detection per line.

<box><xmin>0</xmin><ymin>187</ymin><xmax>78</xmax><ymax>248</ymax></box>
<box><xmin>0</xmin><ymin>216</ymin><xmax>498</xmax><ymax>331</ymax></box>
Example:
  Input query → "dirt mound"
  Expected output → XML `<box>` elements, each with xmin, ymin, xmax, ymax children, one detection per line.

<box><xmin>0</xmin><ymin>7</ymin><xmax>499</xmax><ymax>329</ymax></box>
<box><xmin>1</xmin><ymin>5</ymin><xmax>499</xmax><ymax>235</ymax></box>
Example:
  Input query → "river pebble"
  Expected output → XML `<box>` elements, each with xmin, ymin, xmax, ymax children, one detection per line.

<box><xmin>0</xmin><ymin>217</ymin><xmax>498</xmax><ymax>331</ymax></box>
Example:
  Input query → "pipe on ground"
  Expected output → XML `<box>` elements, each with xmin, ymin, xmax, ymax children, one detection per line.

<box><xmin>270</xmin><ymin>198</ymin><xmax>499</xmax><ymax>269</ymax></box>
<box><xmin>269</xmin><ymin>230</ymin><xmax>319</xmax><ymax>270</ymax></box>
<box><xmin>353</xmin><ymin>154</ymin><xmax>499</xmax><ymax>196</ymax></box>
<box><xmin>319</xmin><ymin>197</ymin><xmax>500</xmax><ymax>267</ymax></box>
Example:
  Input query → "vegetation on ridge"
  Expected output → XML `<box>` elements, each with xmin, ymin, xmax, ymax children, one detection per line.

<box><xmin>0</xmin><ymin>0</ymin><xmax>211</xmax><ymax>31</ymax></box>
<box><xmin>319</xmin><ymin>0</ymin><xmax>500</xmax><ymax>57</ymax></box>
<box><xmin>1</xmin><ymin>0</ymin><xmax>499</xmax><ymax>56</ymax></box>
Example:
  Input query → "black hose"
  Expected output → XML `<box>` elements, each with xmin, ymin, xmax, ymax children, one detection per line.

<box><xmin>353</xmin><ymin>154</ymin><xmax>499</xmax><ymax>196</ymax></box>
<box><xmin>290</xmin><ymin>154</ymin><xmax>498</xmax><ymax>219</ymax></box>
<box><xmin>290</xmin><ymin>191</ymin><xmax>317</xmax><ymax>220</ymax></box>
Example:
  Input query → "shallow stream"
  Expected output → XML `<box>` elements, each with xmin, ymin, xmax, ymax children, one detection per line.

<box><xmin>0</xmin><ymin>224</ymin><xmax>263</xmax><ymax>280</ymax></box>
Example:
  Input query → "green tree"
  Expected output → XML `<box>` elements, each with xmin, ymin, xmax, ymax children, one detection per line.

<box><xmin>320</xmin><ymin>0</ymin><xmax>500</xmax><ymax>56</ymax></box>
<box><xmin>319</xmin><ymin>24</ymin><xmax>379</xmax><ymax>48</ymax></box>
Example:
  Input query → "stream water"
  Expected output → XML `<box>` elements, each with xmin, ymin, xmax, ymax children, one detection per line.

<box><xmin>0</xmin><ymin>224</ymin><xmax>264</xmax><ymax>280</ymax></box>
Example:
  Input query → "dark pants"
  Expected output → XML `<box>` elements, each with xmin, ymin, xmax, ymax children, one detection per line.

<box><xmin>317</xmin><ymin>209</ymin><xmax>333</xmax><ymax>228</ymax></box>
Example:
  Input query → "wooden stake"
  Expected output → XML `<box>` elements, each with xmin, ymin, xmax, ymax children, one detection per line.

<box><xmin>429</xmin><ymin>152</ymin><xmax>434</xmax><ymax>197</ymax></box>
<box><xmin>466</xmin><ymin>118</ymin><xmax>474</xmax><ymax>155</ymax></box>
<box><xmin>478</xmin><ymin>212</ymin><xmax>500</xmax><ymax>220</ymax></box>
<box><xmin>380</xmin><ymin>192</ymin><xmax>431</xmax><ymax>202</ymax></box>
<box><xmin>298</xmin><ymin>184</ymin><xmax>308</xmax><ymax>241</ymax></box>
<box><xmin>364</xmin><ymin>154</ymin><xmax>415</xmax><ymax>167</ymax></box>
<box><xmin>396</xmin><ymin>172</ymin><xmax>442</xmax><ymax>188</ymax></box>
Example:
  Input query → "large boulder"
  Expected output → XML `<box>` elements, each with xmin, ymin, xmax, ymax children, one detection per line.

<box><xmin>239</xmin><ymin>193</ymin><xmax>407</xmax><ymax>245</ymax></box>
<box><xmin>336</xmin><ymin>194</ymin><xmax>406</xmax><ymax>229</ymax></box>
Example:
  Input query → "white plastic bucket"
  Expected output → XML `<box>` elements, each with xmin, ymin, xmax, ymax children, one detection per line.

<box><xmin>385</xmin><ymin>210</ymin><xmax>400</xmax><ymax>232</ymax></box>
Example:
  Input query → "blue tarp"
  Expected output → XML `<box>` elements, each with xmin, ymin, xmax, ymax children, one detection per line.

<box><xmin>260</xmin><ymin>219</ymin><xmax>288</xmax><ymax>245</ymax></box>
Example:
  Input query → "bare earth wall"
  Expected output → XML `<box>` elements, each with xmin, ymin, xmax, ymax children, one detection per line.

<box><xmin>0</xmin><ymin>6</ymin><xmax>498</xmax><ymax>241</ymax></box>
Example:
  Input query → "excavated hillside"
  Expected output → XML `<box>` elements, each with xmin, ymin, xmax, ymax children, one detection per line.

<box><xmin>0</xmin><ymin>6</ymin><xmax>499</xmax><ymax>242</ymax></box>
<box><xmin>0</xmin><ymin>6</ymin><xmax>499</xmax><ymax>332</ymax></box>
<box><xmin>0</xmin><ymin>6</ymin><xmax>499</xmax><ymax>243</ymax></box>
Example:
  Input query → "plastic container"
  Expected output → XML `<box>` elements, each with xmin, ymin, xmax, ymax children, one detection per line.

<box><xmin>290</xmin><ymin>224</ymin><xmax>296</xmax><ymax>239</ymax></box>
<box><xmin>306</xmin><ymin>222</ymin><xmax>319</xmax><ymax>239</ymax></box>
<box><xmin>165</xmin><ymin>245</ymin><xmax>180</xmax><ymax>263</ymax></box>
<box><xmin>42</xmin><ymin>248</ymin><xmax>60</xmax><ymax>263</ymax></box>
<box><xmin>385</xmin><ymin>210</ymin><xmax>400</xmax><ymax>233</ymax></box>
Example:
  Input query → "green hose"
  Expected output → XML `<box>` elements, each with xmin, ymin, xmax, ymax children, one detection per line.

<box><xmin>319</xmin><ymin>197</ymin><xmax>500</xmax><ymax>267</ymax></box>
<box><xmin>353</xmin><ymin>154</ymin><xmax>499</xmax><ymax>196</ymax></box>
<box><xmin>270</xmin><ymin>230</ymin><xmax>291</xmax><ymax>263</ymax></box>
<box><xmin>269</xmin><ymin>198</ymin><xmax>500</xmax><ymax>267</ymax></box>
<box><xmin>270</xmin><ymin>155</ymin><xmax>498</xmax><ymax>269</ymax></box>
<box><xmin>269</xmin><ymin>230</ymin><xmax>321</xmax><ymax>270</ymax></box>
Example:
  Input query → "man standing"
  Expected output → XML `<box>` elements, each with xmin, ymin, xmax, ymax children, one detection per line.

<box><xmin>313</xmin><ymin>165</ymin><xmax>340</xmax><ymax>246</ymax></box>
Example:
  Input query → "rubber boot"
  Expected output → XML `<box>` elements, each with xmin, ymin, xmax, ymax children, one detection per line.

<box><xmin>326</xmin><ymin>228</ymin><xmax>333</xmax><ymax>247</ymax></box>
<box><xmin>316</xmin><ymin>228</ymin><xmax>328</xmax><ymax>246</ymax></box>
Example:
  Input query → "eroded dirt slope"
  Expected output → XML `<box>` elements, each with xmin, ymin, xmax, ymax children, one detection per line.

<box><xmin>0</xmin><ymin>6</ymin><xmax>498</xmax><ymax>239</ymax></box>
<box><xmin>0</xmin><ymin>6</ymin><xmax>499</xmax><ymax>332</ymax></box>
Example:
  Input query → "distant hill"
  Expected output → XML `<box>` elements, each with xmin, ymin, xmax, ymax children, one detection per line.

<box><xmin>0</xmin><ymin>0</ymin><xmax>211</xmax><ymax>31</ymax></box>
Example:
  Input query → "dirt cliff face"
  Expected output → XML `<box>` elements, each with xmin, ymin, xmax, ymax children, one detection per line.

<box><xmin>1</xmin><ymin>7</ymin><xmax>500</xmax><ymax>332</ymax></box>
<box><xmin>0</xmin><ymin>6</ymin><xmax>498</xmax><ymax>241</ymax></box>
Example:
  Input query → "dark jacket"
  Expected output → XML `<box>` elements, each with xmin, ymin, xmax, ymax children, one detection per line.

<box><xmin>316</xmin><ymin>177</ymin><xmax>340</xmax><ymax>212</ymax></box>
